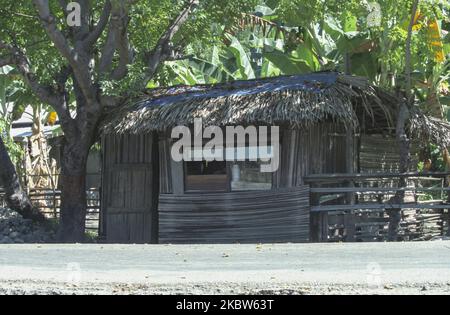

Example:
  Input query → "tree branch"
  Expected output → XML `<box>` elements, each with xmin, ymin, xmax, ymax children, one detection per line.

<box><xmin>98</xmin><ymin>0</ymin><xmax>133</xmax><ymax>80</ymax></box>
<box><xmin>109</xmin><ymin>35</ymin><xmax>133</xmax><ymax>80</ymax></box>
<box><xmin>110</xmin><ymin>13</ymin><xmax>133</xmax><ymax>80</ymax></box>
<box><xmin>33</xmin><ymin>0</ymin><xmax>99</xmax><ymax>106</ymax></box>
<box><xmin>405</xmin><ymin>0</ymin><xmax>419</xmax><ymax>107</ymax></box>
<box><xmin>98</xmin><ymin>25</ymin><xmax>117</xmax><ymax>74</ymax></box>
<box><xmin>0</xmin><ymin>55</ymin><xmax>13</xmax><ymax>67</ymax></box>
<box><xmin>143</xmin><ymin>0</ymin><xmax>198</xmax><ymax>84</ymax></box>
<box><xmin>1</xmin><ymin>41</ymin><xmax>59</xmax><ymax>106</ymax></box>
<box><xmin>55</xmin><ymin>65</ymin><xmax>72</xmax><ymax>92</ymax></box>
<box><xmin>0</xmin><ymin>40</ymin><xmax>77</xmax><ymax>138</ymax></box>
<box><xmin>58</xmin><ymin>0</ymin><xmax>69</xmax><ymax>14</ymax></box>
<box><xmin>83</xmin><ymin>0</ymin><xmax>112</xmax><ymax>48</ymax></box>
<box><xmin>33</xmin><ymin>0</ymin><xmax>75</xmax><ymax>62</ymax></box>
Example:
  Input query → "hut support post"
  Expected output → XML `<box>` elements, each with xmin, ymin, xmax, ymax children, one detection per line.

<box><xmin>319</xmin><ymin>212</ymin><xmax>328</xmax><ymax>241</ymax></box>
<box><xmin>151</xmin><ymin>132</ymin><xmax>160</xmax><ymax>244</ymax></box>
<box><xmin>444</xmin><ymin>152</ymin><xmax>450</xmax><ymax>236</ymax></box>
<box><xmin>310</xmin><ymin>191</ymin><xmax>322</xmax><ymax>242</ymax></box>
<box><xmin>345</xmin><ymin>128</ymin><xmax>356</xmax><ymax>241</ymax></box>
<box><xmin>446</xmin><ymin>177</ymin><xmax>450</xmax><ymax>236</ymax></box>
<box><xmin>389</xmin><ymin>102</ymin><xmax>411</xmax><ymax>241</ymax></box>
<box><xmin>447</xmin><ymin>191</ymin><xmax>450</xmax><ymax>237</ymax></box>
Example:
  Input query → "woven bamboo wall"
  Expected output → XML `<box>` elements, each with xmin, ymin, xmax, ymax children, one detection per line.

<box><xmin>359</xmin><ymin>134</ymin><xmax>418</xmax><ymax>173</ymax></box>
<box><xmin>327</xmin><ymin>209</ymin><xmax>448</xmax><ymax>242</ymax></box>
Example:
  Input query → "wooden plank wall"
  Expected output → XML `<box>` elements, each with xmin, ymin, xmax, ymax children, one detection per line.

<box><xmin>102</xmin><ymin>124</ymin><xmax>349</xmax><ymax>244</ymax></box>
<box><xmin>101</xmin><ymin>133</ymin><xmax>158</xmax><ymax>243</ymax></box>
<box><xmin>158</xmin><ymin>123</ymin><xmax>351</xmax><ymax>193</ymax></box>
<box><xmin>159</xmin><ymin>136</ymin><xmax>173</xmax><ymax>194</ymax></box>
<box><xmin>274</xmin><ymin>123</ymin><xmax>351</xmax><ymax>188</ymax></box>
<box><xmin>159</xmin><ymin>186</ymin><xmax>310</xmax><ymax>243</ymax></box>
<box><xmin>274</xmin><ymin>123</ymin><xmax>356</xmax><ymax>242</ymax></box>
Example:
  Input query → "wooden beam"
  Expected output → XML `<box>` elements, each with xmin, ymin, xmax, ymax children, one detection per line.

<box><xmin>311</xmin><ymin>202</ymin><xmax>450</xmax><ymax>212</ymax></box>
<box><xmin>170</xmin><ymin>159</ymin><xmax>185</xmax><ymax>195</ymax></box>
<box><xmin>310</xmin><ymin>187</ymin><xmax>450</xmax><ymax>193</ymax></box>
<box><xmin>304</xmin><ymin>172</ymin><xmax>450</xmax><ymax>183</ymax></box>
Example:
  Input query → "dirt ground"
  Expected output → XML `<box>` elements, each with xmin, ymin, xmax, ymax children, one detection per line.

<box><xmin>1</xmin><ymin>242</ymin><xmax>450</xmax><ymax>295</ymax></box>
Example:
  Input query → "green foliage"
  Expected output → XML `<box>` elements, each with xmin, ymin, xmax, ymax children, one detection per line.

<box><xmin>0</xmin><ymin>66</ymin><xmax>15</xmax><ymax>119</ymax></box>
<box><xmin>158</xmin><ymin>2</ymin><xmax>325</xmax><ymax>85</ymax></box>
<box><xmin>157</xmin><ymin>0</ymin><xmax>450</xmax><ymax>183</ymax></box>
<box><xmin>0</xmin><ymin>0</ymin><xmax>259</xmax><ymax>101</ymax></box>
<box><xmin>429</xmin><ymin>144</ymin><xmax>446</xmax><ymax>172</ymax></box>
<box><xmin>275</xmin><ymin>0</ymin><xmax>363</xmax><ymax>28</ymax></box>
<box><xmin>161</xmin><ymin>0</ymin><xmax>448</xmax><ymax>87</ymax></box>
<box><xmin>84</xmin><ymin>230</ymin><xmax>99</xmax><ymax>243</ymax></box>
<box><xmin>227</xmin><ymin>34</ymin><xmax>256</xmax><ymax>80</ymax></box>
<box><xmin>1</xmin><ymin>0</ymin><xmax>448</xmax><ymax>129</ymax></box>
<box><xmin>0</xmin><ymin>117</ymin><xmax>23</xmax><ymax>166</ymax></box>
<box><xmin>0</xmin><ymin>66</ymin><xmax>25</xmax><ymax>166</ymax></box>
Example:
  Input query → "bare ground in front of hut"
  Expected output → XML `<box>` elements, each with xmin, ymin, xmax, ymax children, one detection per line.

<box><xmin>1</xmin><ymin>242</ymin><xmax>450</xmax><ymax>295</ymax></box>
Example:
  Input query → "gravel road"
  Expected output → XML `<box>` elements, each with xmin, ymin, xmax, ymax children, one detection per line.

<box><xmin>1</xmin><ymin>241</ymin><xmax>450</xmax><ymax>295</ymax></box>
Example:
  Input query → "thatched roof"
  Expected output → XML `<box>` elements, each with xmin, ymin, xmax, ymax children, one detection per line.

<box><xmin>101</xmin><ymin>71</ymin><xmax>450</xmax><ymax>149</ymax></box>
<box><xmin>102</xmin><ymin>72</ymin><xmax>395</xmax><ymax>134</ymax></box>
<box><xmin>409</xmin><ymin>108</ymin><xmax>450</xmax><ymax>149</ymax></box>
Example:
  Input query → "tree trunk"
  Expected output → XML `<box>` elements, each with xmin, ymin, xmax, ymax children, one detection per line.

<box><xmin>0</xmin><ymin>136</ymin><xmax>43</xmax><ymax>220</ymax></box>
<box><xmin>387</xmin><ymin>0</ymin><xmax>417</xmax><ymax>241</ymax></box>
<box><xmin>396</xmin><ymin>103</ymin><xmax>411</xmax><ymax>176</ymax></box>
<box><xmin>57</xmin><ymin>139</ymin><xmax>89</xmax><ymax>243</ymax></box>
<box><xmin>388</xmin><ymin>102</ymin><xmax>411</xmax><ymax>241</ymax></box>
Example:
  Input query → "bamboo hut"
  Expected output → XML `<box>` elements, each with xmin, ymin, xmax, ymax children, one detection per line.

<box><xmin>100</xmin><ymin>72</ymin><xmax>450</xmax><ymax>244</ymax></box>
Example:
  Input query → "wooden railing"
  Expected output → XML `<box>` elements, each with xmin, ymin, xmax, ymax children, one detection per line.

<box><xmin>304</xmin><ymin>172</ymin><xmax>450</xmax><ymax>242</ymax></box>
<box><xmin>0</xmin><ymin>188</ymin><xmax>100</xmax><ymax>233</ymax></box>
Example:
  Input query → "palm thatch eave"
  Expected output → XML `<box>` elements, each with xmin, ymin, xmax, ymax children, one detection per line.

<box><xmin>409</xmin><ymin>107</ymin><xmax>450</xmax><ymax>149</ymax></box>
<box><xmin>102</xmin><ymin>72</ymin><xmax>396</xmax><ymax>135</ymax></box>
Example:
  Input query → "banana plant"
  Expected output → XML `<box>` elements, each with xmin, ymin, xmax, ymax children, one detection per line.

<box><xmin>162</xmin><ymin>3</ymin><xmax>320</xmax><ymax>85</ymax></box>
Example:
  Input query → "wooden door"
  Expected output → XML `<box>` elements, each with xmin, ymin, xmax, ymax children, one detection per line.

<box><xmin>101</xmin><ymin>133</ymin><xmax>159</xmax><ymax>243</ymax></box>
